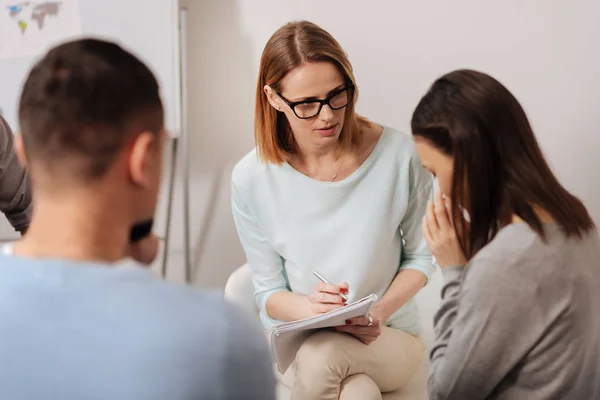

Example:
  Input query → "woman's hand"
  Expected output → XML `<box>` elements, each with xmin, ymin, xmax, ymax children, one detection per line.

<box><xmin>334</xmin><ymin>303</ymin><xmax>389</xmax><ymax>345</ymax></box>
<box><xmin>422</xmin><ymin>192</ymin><xmax>467</xmax><ymax>268</ymax></box>
<box><xmin>127</xmin><ymin>234</ymin><xmax>160</xmax><ymax>266</ymax></box>
<box><xmin>307</xmin><ymin>282</ymin><xmax>349</xmax><ymax>316</ymax></box>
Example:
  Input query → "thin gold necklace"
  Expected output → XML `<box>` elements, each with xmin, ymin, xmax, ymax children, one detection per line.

<box><xmin>293</xmin><ymin>152</ymin><xmax>345</xmax><ymax>181</ymax></box>
<box><xmin>331</xmin><ymin>155</ymin><xmax>344</xmax><ymax>181</ymax></box>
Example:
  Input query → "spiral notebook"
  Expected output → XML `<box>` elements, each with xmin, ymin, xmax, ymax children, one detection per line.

<box><xmin>269</xmin><ymin>293</ymin><xmax>378</xmax><ymax>374</ymax></box>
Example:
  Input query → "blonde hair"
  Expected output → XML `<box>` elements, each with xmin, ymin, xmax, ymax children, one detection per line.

<box><xmin>255</xmin><ymin>20</ymin><xmax>369</xmax><ymax>164</ymax></box>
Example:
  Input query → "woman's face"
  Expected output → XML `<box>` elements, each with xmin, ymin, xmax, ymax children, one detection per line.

<box><xmin>414</xmin><ymin>137</ymin><xmax>454</xmax><ymax>198</ymax></box>
<box><xmin>265</xmin><ymin>61</ymin><xmax>351</xmax><ymax>152</ymax></box>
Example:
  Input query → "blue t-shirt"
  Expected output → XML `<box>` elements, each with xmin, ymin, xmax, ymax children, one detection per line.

<box><xmin>0</xmin><ymin>250</ymin><xmax>275</xmax><ymax>400</ymax></box>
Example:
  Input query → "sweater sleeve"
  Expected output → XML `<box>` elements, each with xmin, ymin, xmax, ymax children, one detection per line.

<box><xmin>0</xmin><ymin>116</ymin><xmax>32</xmax><ymax>233</ymax></box>
<box><xmin>231</xmin><ymin>178</ymin><xmax>288</xmax><ymax>327</ymax></box>
<box><xmin>428</xmin><ymin>257</ymin><xmax>546</xmax><ymax>399</ymax></box>
<box><xmin>398</xmin><ymin>150</ymin><xmax>435</xmax><ymax>281</ymax></box>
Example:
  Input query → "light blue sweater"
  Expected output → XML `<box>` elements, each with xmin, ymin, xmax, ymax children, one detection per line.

<box><xmin>0</xmin><ymin>251</ymin><xmax>276</xmax><ymax>400</ymax></box>
<box><xmin>232</xmin><ymin>126</ymin><xmax>435</xmax><ymax>334</ymax></box>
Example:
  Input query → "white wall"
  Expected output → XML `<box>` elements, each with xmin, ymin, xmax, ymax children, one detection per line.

<box><xmin>172</xmin><ymin>0</ymin><xmax>599</xmax><ymax>289</ymax></box>
<box><xmin>3</xmin><ymin>1</ymin><xmax>599</xmax><ymax>290</ymax></box>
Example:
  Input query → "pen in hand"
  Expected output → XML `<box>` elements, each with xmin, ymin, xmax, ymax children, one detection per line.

<box><xmin>313</xmin><ymin>271</ymin><xmax>348</xmax><ymax>301</ymax></box>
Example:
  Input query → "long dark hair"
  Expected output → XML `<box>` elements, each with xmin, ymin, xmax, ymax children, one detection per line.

<box><xmin>411</xmin><ymin>69</ymin><xmax>595</xmax><ymax>259</ymax></box>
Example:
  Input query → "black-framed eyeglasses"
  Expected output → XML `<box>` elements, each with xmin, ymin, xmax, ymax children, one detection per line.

<box><xmin>277</xmin><ymin>84</ymin><xmax>355</xmax><ymax>119</ymax></box>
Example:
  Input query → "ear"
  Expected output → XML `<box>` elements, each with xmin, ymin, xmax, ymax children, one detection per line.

<box><xmin>13</xmin><ymin>135</ymin><xmax>28</xmax><ymax>169</ymax></box>
<box><xmin>263</xmin><ymin>85</ymin><xmax>282</xmax><ymax>112</ymax></box>
<box><xmin>128</xmin><ymin>131</ymin><xmax>156</xmax><ymax>188</ymax></box>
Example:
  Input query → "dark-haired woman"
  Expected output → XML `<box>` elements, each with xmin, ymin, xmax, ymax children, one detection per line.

<box><xmin>413</xmin><ymin>69</ymin><xmax>600</xmax><ymax>400</ymax></box>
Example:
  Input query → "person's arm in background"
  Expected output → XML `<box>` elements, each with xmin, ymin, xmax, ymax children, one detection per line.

<box><xmin>231</xmin><ymin>179</ymin><xmax>346</xmax><ymax>324</ymax></box>
<box><xmin>127</xmin><ymin>234</ymin><xmax>160</xmax><ymax>265</ymax></box>
<box><xmin>0</xmin><ymin>116</ymin><xmax>32</xmax><ymax>236</ymax></box>
<box><xmin>370</xmin><ymin>153</ymin><xmax>436</xmax><ymax>324</ymax></box>
<box><xmin>126</xmin><ymin>218</ymin><xmax>160</xmax><ymax>265</ymax></box>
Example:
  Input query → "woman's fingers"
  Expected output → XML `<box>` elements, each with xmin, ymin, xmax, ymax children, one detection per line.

<box><xmin>314</xmin><ymin>282</ymin><xmax>348</xmax><ymax>295</ymax></box>
<box><xmin>314</xmin><ymin>303</ymin><xmax>345</xmax><ymax>314</ymax></box>
<box><xmin>338</xmin><ymin>282</ymin><xmax>349</xmax><ymax>292</ymax></box>
<box><xmin>425</xmin><ymin>193</ymin><xmax>455</xmax><ymax>246</ymax></box>
<box><xmin>345</xmin><ymin>316</ymin><xmax>372</xmax><ymax>326</ymax></box>
<box><xmin>434</xmin><ymin>191</ymin><xmax>452</xmax><ymax>231</ymax></box>
<box><xmin>421</xmin><ymin>192</ymin><xmax>468</xmax><ymax>268</ymax></box>
<box><xmin>422</xmin><ymin>217</ymin><xmax>433</xmax><ymax>244</ymax></box>
<box><xmin>442</xmin><ymin>193</ymin><xmax>453</xmax><ymax>222</ymax></box>
<box><xmin>309</xmin><ymin>291</ymin><xmax>346</xmax><ymax>304</ymax></box>
<box><xmin>357</xmin><ymin>335</ymin><xmax>377</xmax><ymax>345</ymax></box>
<box><xmin>335</xmin><ymin>314</ymin><xmax>382</xmax><ymax>345</ymax></box>
<box><xmin>426</xmin><ymin>200</ymin><xmax>440</xmax><ymax>237</ymax></box>
<box><xmin>335</xmin><ymin>324</ymin><xmax>381</xmax><ymax>337</ymax></box>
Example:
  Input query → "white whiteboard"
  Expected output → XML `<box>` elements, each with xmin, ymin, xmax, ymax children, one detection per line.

<box><xmin>0</xmin><ymin>0</ymin><xmax>181</xmax><ymax>137</ymax></box>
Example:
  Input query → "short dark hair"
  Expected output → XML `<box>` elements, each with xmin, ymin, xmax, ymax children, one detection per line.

<box><xmin>411</xmin><ymin>69</ymin><xmax>595</xmax><ymax>259</ymax></box>
<box><xmin>19</xmin><ymin>38</ymin><xmax>163</xmax><ymax>179</ymax></box>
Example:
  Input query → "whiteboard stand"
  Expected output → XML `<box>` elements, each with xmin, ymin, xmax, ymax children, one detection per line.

<box><xmin>180</xmin><ymin>6</ymin><xmax>191</xmax><ymax>283</ymax></box>
<box><xmin>160</xmin><ymin>136</ymin><xmax>178</xmax><ymax>278</ymax></box>
<box><xmin>161</xmin><ymin>6</ymin><xmax>192</xmax><ymax>283</ymax></box>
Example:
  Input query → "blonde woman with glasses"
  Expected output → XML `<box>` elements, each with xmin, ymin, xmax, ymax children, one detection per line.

<box><xmin>232</xmin><ymin>21</ymin><xmax>433</xmax><ymax>399</ymax></box>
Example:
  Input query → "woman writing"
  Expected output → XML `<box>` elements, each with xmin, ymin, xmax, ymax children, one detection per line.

<box><xmin>414</xmin><ymin>69</ymin><xmax>600</xmax><ymax>399</ymax></box>
<box><xmin>232</xmin><ymin>21</ymin><xmax>434</xmax><ymax>399</ymax></box>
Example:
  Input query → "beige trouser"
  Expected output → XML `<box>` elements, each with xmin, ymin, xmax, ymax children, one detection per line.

<box><xmin>282</xmin><ymin>327</ymin><xmax>426</xmax><ymax>400</ymax></box>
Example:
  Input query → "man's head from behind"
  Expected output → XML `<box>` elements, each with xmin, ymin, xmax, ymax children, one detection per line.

<box><xmin>17</xmin><ymin>38</ymin><xmax>164</xmax><ymax>225</ymax></box>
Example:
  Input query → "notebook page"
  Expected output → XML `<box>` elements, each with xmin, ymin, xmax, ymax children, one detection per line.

<box><xmin>270</xmin><ymin>293</ymin><xmax>377</xmax><ymax>373</ymax></box>
<box><xmin>273</xmin><ymin>294</ymin><xmax>377</xmax><ymax>333</ymax></box>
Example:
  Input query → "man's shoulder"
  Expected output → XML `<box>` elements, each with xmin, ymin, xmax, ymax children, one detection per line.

<box><xmin>0</xmin><ymin>259</ymin><xmax>276</xmax><ymax>399</ymax></box>
<box><xmin>170</xmin><ymin>286</ymin><xmax>263</xmax><ymax>333</ymax></box>
<box><xmin>0</xmin><ymin>257</ymin><xmax>262</xmax><ymax>341</ymax></box>
<box><xmin>149</xmin><ymin>284</ymin><xmax>276</xmax><ymax>399</ymax></box>
<box><xmin>129</xmin><ymin>278</ymin><xmax>267</xmax><ymax>348</ymax></box>
<box><xmin>108</xmin><ymin>273</ymin><xmax>273</xmax><ymax>381</ymax></box>
<box><xmin>119</xmin><ymin>274</ymin><xmax>257</xmax><ymax>328</ymax></box>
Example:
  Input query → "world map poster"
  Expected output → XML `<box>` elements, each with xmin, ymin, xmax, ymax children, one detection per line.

<box><xmin>0</xmin><ymin>0</ymin><xmax>81</xmax><ymax>59</ymax></box>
